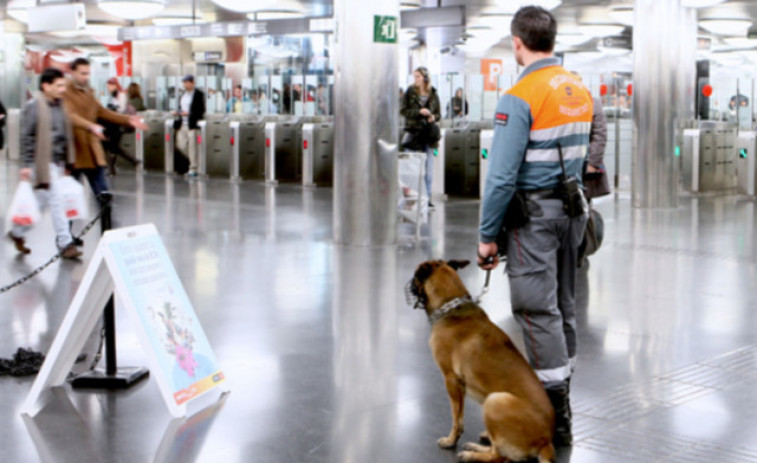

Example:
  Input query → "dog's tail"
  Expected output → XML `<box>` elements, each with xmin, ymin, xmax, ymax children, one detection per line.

<box><xmin>538</xmin><ymin>443</ymin><xmax>556</xmax><ymax>463</ymax></box>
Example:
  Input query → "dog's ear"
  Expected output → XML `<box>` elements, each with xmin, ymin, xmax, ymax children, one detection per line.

<box><xmin>447</xmin><ymin>259</ymin><xmax>470</xmax><ymax>271</ymax></box>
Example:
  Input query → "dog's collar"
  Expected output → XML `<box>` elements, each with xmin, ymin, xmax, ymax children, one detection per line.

<box><xmin>427</xmin><ymin>296</ymin><xmax>473</xmax><ymax>325</ymax></box>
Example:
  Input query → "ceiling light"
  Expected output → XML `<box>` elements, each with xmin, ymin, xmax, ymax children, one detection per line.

<box><xmin>152</xmin><ymin>16</ymin><xmax>206</xmax><ymax>26</ymax></box>
<box><xmin>400</xmin><ymin>1</ymin><xmax>421</xmax><ymax>10</ymax></box>
<box><xmin>475</xmin><ymin>15</ymin><xmax>513</xmax><ymax>35</ymax></box>
<box><xmin>7</xmin><ymin>0</ymin><xmax>35</xmax><ymax>24</ymax></box>
<box><xmin>699</xmin><ymin>19</ymin><xmax>752</xmax><ymax>36</ymax></box>
<box><xmin>247</xmin><ymin>10</ymin><xmax>304</xmax><ymax>21</ymax></box>
<box><xmin>723</xmin><ymin>37</ymin><xmax>757</xmax><ymax>48</ymax></box>
<box><xmin>211</xmin><ymin>0</ymin><xmax>276</xmax><ymax>13</ymax></box>
<box><xmin>682</xmin><ymin>0</ymin><xmax>727</xmax><ymax>7</ymax></box>
<box><xmin>608</xmin><ymin>7</ymin><xmax>634</xmax><ymax>27</ymax></box>
<box><xmin>97</xmin><ymin>0</ymin><xmax>165</xmax><ymax>20</ymax></box>
<box><xmin>489</xmin><ymin>0</ymin><xmax>561</xmax><ymax>15</ymax></box>
<box><xmin>578</xmin><ymin>24</ymin><xmax>625</xmax><ymax>37</ymax></box>
<box><xmin>51</xmin><ymin>24</ymin><xmax>121</xmax><ymax>38</ymax></box>
<box><xmin>556</xmin><ymin>33</ymin><xmax>592</xmax><ymax>46</ymax></box>
<box><xmin>466</xmin><ymin>26</ymin><xmax>507</xmax><ymax>41</ymax></box>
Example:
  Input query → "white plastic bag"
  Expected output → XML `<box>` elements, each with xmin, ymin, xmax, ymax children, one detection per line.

<box><xmin>8</xmin><ymin>180</ymin><xmax>41</xmax><ymax>226</ymax></box>
<box><xmin>54</xmin><ymin>176</ymin><xmax>88</xmax><ymax>221</ymax></box>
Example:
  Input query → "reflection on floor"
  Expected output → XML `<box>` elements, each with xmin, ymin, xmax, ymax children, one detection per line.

<box><xmin>1</xmin><ymin>164</ymin><xmax>756</xmax><ymax>463</ymax></box>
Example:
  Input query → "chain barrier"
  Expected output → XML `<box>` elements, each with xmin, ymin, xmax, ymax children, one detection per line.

<box><xmin>0</xmin><ymin>204</ymin><xmax>106</xmax><ymax>294</ymax></box>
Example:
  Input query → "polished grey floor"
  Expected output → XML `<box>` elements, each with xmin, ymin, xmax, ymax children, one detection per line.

<box><xmin>1</xmin><ymin>162</ymin><xmax>756</xmax><ymax>463</ymax></box>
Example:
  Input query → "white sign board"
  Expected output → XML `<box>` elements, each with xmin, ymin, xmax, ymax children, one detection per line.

<box><xmin>22</xmin><ymin>224</ymin><xmax>227</xmax><ymax>418</ymax></box>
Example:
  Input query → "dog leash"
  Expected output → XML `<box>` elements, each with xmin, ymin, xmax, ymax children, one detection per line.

<box><xmin>475</xmin><ymin>256</ymin><xmax>494</xmax><ymax>303</ymax></box>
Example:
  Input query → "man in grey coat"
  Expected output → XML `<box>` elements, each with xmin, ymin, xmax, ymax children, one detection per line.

<box><xmin>583</xmin><ymin>96</ymin><xmax>610</xmax><ymax>200</ymax></box>
<box><xmin>7</xmin><ymin>68</ymin><xmax>82</xmax><ymax>259</ymax></box>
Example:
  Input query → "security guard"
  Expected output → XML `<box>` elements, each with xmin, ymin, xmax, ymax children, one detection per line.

<box><xmin>477</xmin><ymin>6</ymin><xmax>592</xmax><ymax>448</ymax></box>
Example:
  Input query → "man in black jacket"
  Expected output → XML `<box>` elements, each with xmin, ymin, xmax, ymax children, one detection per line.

<box><xmin>175</xmin><ymin>75</ymin><xmax>205</xmax><ymax>177</ymax></box>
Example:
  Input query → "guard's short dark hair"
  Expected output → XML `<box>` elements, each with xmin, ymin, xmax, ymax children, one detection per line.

<box><xmin>39</xmin><ymin>68</ymin><xmax>65</xmax><ymax>90</ymax></box>
<box><xmin>71</xmin><ymin>57</ymin><xmax>90</xmax><ymax>70</ymax></box>
<box><xmin>511</xmin><ymin>6</ymin><xmax>557</xmax><ymax>53</ymax></box>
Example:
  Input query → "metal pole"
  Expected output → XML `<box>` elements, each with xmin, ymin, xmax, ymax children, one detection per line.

<box><xmin>99</xmin><ymin>192</ymin><xmax>117</xmax><ymax>376</ymax></box>
<box><xmin>333</xmin><ymin>0</ymin><xmax>399</xmax><ymax>245</ymax></box>
<box><xmin>614</xmin><ymin>77</ymin><xmax>620</xmax><ymax>190</ymax></box>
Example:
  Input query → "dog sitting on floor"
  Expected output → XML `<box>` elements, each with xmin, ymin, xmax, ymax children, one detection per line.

<box><xmin>407</xmin><ymin>259</ymin><xmax>555</xmax><ymax>463</ymax></box>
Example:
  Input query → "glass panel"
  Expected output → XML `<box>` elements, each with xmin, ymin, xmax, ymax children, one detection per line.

<box><xmin>467</xmin><ymin>74</ymin><xmax>485</xmax><ymax>121</ymax></box>
<box><xmin>305</xmin><ymin>75</ymin><xmax>318</xmax><ymax>116</ymax></box>
<box><xmin>270</xmin><ymin>75</ymin><xmax>283</xmax><ymax>115</ymax></box>
<box><xmin>292</xmin><ymin>75</ymin><xmax>305</xmax><ymax>116</ymax></box>
<box><xmin>451</xmin><ymin>74</ymin><xmax>466</xmax><ymax>122</ymax></box>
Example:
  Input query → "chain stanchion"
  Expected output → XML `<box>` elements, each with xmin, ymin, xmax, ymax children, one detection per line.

<box><xmin>0</xmin><ymin>203</ymin><xmax>107</xmax><ymax>294</ymax></box>
<box><xmin>71</xmin><ymin>192</ymin><xmax>149</xmax><ymax>389</ymax></box>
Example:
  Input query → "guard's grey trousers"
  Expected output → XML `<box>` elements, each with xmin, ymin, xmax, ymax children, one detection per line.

<box><xmin>504</xmin><ymin>196</ymin><xmax>588</xmax><ymax>388</ymax></box>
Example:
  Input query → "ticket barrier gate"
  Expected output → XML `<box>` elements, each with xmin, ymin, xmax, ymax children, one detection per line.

<box><xmin>200</xmin><ymin>114</ymin><xmax>233</xmax><ymax>178</ymax></box>
<box><xmin>134</xmin><ymin>112</ymin><xmax>170</xmax><ymax>172</ymax></box>
<box><xmin>479</xmin><ymin>130</ymin><xmax>494</xmax><ymax>198</ymax></box>
<box><xmin>229</xmin><ymin>115</ymin><xmax>277</xmax><ymax>181</ymax></box>
<box><xmin>737</xmin><ymin>131</ymin><xmax>757</xmax><ymax>196</ymax></box>
<box><xmin>264</xmin><ymin>117</ymin><xmax>306</xmax><ymax>184</ymax></box>
<box><xmin>302</xmin><ymin>122</ymin><xmax>334</xmax><ymax>187</ymax></box>
<box><xmin>682</xmin><ymin>121</ymin><xmax>737</xmax><ymax>192</ymax></box>
<box><xmin>444</xmin><ymin>123</ymin><xmax>482</xmax><ymax>197</ymax></box>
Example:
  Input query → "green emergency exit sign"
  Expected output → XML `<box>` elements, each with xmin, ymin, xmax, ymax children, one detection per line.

<box><xmin>374</xmin><ymin>15</ymin><xmax>398</xmax><ymax>43</ymax></box>
<box><xmin>740</xmin><ymin>148</ymin><xmax>748</xmax><ymax>159</ymax></box>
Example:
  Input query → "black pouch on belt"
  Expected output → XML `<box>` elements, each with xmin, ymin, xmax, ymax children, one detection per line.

<box><xmin>502</xmin><ymin>191</ymin><xmax>531</xmax><ymax>229</ymax></box>
<box><xmin>556</xmin><ymin>143</ymin><xmax>586</xmax><ymax>218</ymax></box>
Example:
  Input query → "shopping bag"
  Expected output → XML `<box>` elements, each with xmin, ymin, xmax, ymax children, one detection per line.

<box><xmin>8</xmin><ymin>180</ymin><xmax>41</xmax><ymax>226</ymax></box>
<box><xmin>54</xmin><ymin>176</ymin><xmax>88</xmax><ymax>221</ymax></box>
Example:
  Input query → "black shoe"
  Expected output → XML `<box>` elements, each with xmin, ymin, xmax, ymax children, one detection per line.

<box><xmin>7</xmin><ymin>232</ymin><xmax>31</xmax><ymax>254</ymax></box>
<box><xmin>546</xmin><ymin>381</ymin><xmax>573</xmax><ymax>447</ymax></box>
<box><xmin>428</xmin><ymin>201</ymin><xmax>435</xmax><ymax>210</ymax></box>
<box><xmin>71</xmin><ymin>236</ymin><xmax>84</xmax><ymax>247</ymax></box>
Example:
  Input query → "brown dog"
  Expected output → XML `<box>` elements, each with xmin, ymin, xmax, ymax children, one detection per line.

<box><xmin>408</xmin><ymin>259</ymin><xmax>555</xmax><ymax>463</ymax></box>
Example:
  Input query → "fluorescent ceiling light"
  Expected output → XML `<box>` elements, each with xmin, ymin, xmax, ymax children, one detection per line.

<box><xmin>578</xmin><ymin>24</ymin><xmax>625</xmax><ymax>37</ymax></box>
<box><xmin>7</xmin><ymin>0</ymin><xmax>35</xmax><ymax>24</ymax></box>
<box><xmin>556</xmin><ymin>33</ymin><xmax>592</xmax><ymax>46</ymax></box>
<box><xmin>51</xmin><ymin>24</ymin><xmax>121</xmax><ymax>38</ymax></box>
<box><xmin>152</xmin><ymin>16</ymin><xmax>207</xmax><ymax>26</ymax></box>
<box><xmin>466</xmin><ymin>26</ymin><xmax>507</xmax><ymax>41</ymax></box>
<box><xmin>97</xmin><ymin>0</ymin><xmax>165</xmax><ymax>20</ymax></box>
<box><xmin>400</xmin><ymin>1</ymin><xmax>421</xmax><ymax>10</ymax></box>
<box><xmin>682</xmin><ymin>0</ymin><xmax>727</xmax><ymax>7</ymax></box>
<box><xmin>608</xmin><ymin>7</ymin><xmax>634</xmax><ymax>27</ymax></box>
<box><xmin>211</xmin><ymin>0</ymin><xmax>276</xmax><ymax>13</ymax></box>
<box><xmin>699</xmin><ymin>19</ymin><xmax>752</xmax><ymax>36</ymax></box>
<box><xmin>724</xmin><ymin>37</ymin><xmax>757</xmax><ymax>48</ymax></box>
<box><xmin>247</xmin><ymin>10</ymin><xmax>304</xmax><ymax>21</ymax></box>
<box><xmin>487</xmin><ymin>0</ymin><xmax>561</xmax><ymax>15</ymax></box>
<box><xmin>475</xmin><ymin>14</ymin><xmax>513</xmax><ymax>35</ymax></box>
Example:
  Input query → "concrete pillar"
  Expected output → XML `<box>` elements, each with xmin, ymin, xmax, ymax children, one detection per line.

<box><xmin>632</xmin><ymin>0</ymin><xmax>696</xmax><ymax>208</ymax></box>
<box><xmin>333</xmin><ymin>0</ymin><xmax>399</xmax><ymax>245</ymax></box>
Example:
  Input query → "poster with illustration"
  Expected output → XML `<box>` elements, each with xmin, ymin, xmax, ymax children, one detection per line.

<box><xmin>107</xmin><ymin>229</ymin><xmax>225</xmax><ymax>410</ymax></box>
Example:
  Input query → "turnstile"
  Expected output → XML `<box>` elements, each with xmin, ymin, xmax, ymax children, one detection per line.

<box><xmin>444</xmin><ymin>123</ymin><xmax>482</xmax><ymax>197</ymax></box>
<box><xmin>201</xmin><ymin>115</ymin><xmax>233</xmax><ymax>178</ymax></box>
<box><xmin>7</xmin><ymin>108</ymin><xmax>21</xmax><ymax>161</ymax></box>
<box><xmin>682</xmin><ymin>121</ymin><xmax>738</xmax><ymax>192</ymax></box>
<box><xmin>737</xmin><ymin>130</ymin><xmax>757</xmax><ymax>196</ymax></box>
<box><xmin>302</xmin><ymin>122</ymin><xmax>334</xmax><ymax>187</ymax></box>
<box><xmin>134</xmin><ymin>112</ymin><xmax>169</xmax><ymax>172</ymax></box>
<box><xmin>432</xmin><ymin>129</ymin><xmax>446</xmax><ymax>200</ymax></box>
<box><xmin>230</xmin><ymin>115</ymin><xmax>277</xmax><ymax>181</ymax></box>
<box><xmin>265</xmin><ymin>117</ymin><xmax>306</xmax><ymax>184</ymax></box>
<box><xmin>479</xmin><ymin>130</ymin><xmax>494</xmax><ymax>198</ymax></box>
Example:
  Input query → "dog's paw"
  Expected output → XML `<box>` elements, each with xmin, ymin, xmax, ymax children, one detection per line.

<box><xmin>462</xmin><ymin>442</ymin><xmax>489</xmax><ymax>452</ymax></box>
<box><xmin>437</xmin><ymin>435</ymin><xmax>459</xmax><ymax>449</ymax></box>
<box><xmin>456</xmin><ymin>450</ymin><xmax>477</xmax><ymax>462</ymax></box>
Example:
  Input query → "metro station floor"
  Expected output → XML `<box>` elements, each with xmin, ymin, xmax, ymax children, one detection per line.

<box><xmin>1</xmin><ymin>162</ymin><xmax>756</xmax><ymax>463</ymax></box>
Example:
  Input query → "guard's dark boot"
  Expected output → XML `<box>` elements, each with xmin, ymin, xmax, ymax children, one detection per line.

<box><xmin>545</xmin><ymin>380</ymin><xmax>573</xmax><ymax>447</ymax></box>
